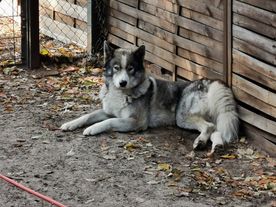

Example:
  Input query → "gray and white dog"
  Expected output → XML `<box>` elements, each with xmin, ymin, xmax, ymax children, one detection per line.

<box><xmin>61</xmin><ymin>42</ymin><xmax>239</xmax><ymax>155</ymax></box>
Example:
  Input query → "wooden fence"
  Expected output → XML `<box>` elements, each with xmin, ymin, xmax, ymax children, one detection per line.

<box><xmin>231</xmin><ymin>0</ymin><xmax>276</xmax><ymax>155</ymax></box>
<box><xmin>106</xmin><ymin>0</ymin><xmax>276</xmax><ymax>155</ymax></box>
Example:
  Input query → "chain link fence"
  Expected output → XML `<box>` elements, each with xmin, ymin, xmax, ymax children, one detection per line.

<box><xmin>0</xmin><ymin>0</ymin><xmax>21</xmax><ymax>67</ymax></box>
<box><xmin>0</xmin><ymin>0</ymin><xmax>107</xmax><ymax>68</ymax></box>
<box><xmin>39</xmin><ymin>0</ymin><xmax>108</xmax><ymax>63</ymax></box>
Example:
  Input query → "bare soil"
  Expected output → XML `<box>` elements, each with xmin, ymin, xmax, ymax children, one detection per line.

<box><xmin>0</xmin><ymin>65</ymin><xmax>275</xmax><ymax>207</ymax></box>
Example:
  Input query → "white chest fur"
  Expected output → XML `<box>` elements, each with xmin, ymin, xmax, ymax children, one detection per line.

<box><xmin>100</xmin><ymin>84</ymin><xmax>130</xmax><ymax>117</ymax></box>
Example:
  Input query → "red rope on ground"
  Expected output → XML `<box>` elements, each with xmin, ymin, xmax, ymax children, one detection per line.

<box><xmin>0</xmin><ymin>173</ymin><xmax>67</xmax><ymax>207</ymax></box>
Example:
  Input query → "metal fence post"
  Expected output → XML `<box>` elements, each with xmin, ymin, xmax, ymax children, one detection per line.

<box><xmin>87</xmin><ymin>0</ymin><xmax>96</xmax><ymax>54</ymax></box>
<box><xmin>21</xmin><ymin>0</ymin><xmax>40</xmax><ymax>69</ymax></box>
<box><xmin>87</xmin><ymin>0</ymin><xmax>107</xmax><ymax>55</ymax></box>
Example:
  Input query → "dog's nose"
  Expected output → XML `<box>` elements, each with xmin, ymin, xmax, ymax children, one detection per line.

<box><xmin>119</xmin><ymin>80</ymin><xmax>127</xmax><ymax>87</ymax></box>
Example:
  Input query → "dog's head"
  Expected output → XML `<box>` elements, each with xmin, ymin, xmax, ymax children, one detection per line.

<box><xmin>103</xmin><ymin>41</ymin><xmax>146</xmax><ymax>89</ymax></box>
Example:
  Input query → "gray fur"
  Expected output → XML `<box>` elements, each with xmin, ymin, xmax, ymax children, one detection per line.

<box><xmin>61</xmin><ymin>42</ymin><xmax>239</xmax><ymax>155</ymax></box>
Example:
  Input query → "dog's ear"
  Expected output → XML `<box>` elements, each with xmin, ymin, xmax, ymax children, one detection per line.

<box><xmin>103</xmin><ymin>41</ymin><xmax>114</xmax><ymax>63</ymax></box>
<box><xmin>133</xmin><ymin>45</ymin><xmax>145</xmax><ymax>60</ymax></box>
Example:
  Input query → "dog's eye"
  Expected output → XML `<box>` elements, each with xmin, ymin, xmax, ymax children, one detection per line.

<box><xmin>128</xmin><ymin>66</ymin><xmax>134</xmax><ymax>72</ymax></box>
<box><xmin>113</xmin><ymin>65</ymin><xmax>120</xmax><ymax>71</ymax></box>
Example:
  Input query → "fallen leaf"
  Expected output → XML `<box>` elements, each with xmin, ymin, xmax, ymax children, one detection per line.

<box><xmin>62</xmin><ymin>66</ymin><xmax>79</xmax><ymax>73</ymax></box>
<box><xmin>157</xmin><ymin>163</ymin><xmax>172</xmax><ymax>172</ymax></box>
<box><xmin>124</xmin><ymin>142</ymin><xmax>140</xmax><ymax>151</ymax></box>
<box><xmin>232</xmin><ymin>189</ymin><xmax>252</xmax><ymax>198</ymax></box>
<box><xmin>3</xmin><ymin>66</ymin><xmax>17</xmax><ymax>75</ymax></box>
<box><xmin>40</xmin><ymin>48</ymin><xmax>49</xmax><ymax>56</ymax></box>
<box><xmin>220</xmin><ymin>154</ymin><xmax>237</xmax><ymax>159</ymax></box>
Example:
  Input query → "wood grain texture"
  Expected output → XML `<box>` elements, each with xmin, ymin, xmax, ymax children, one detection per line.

<box><xmin>233</xmin><ymin>50</ymin><xmax>276</xmax><ymax>81</ymax></box>
<box><xmin>232</xmin><ymin>61</ymin><xmax>276</xmax><ymax>90</ymax></box>
<box><xmin>238</xmin><ymin>106</ymin><xmax>276</xmax><ymax>136</ymax></box>
<box><xmin>232</xmin><ymin>74</ymin><xmax>276</xmax><ymax>107</ymax></box>
<box><xmin>237</xmin><ymin>0</ymin><xmax>276</xmax><ymax>13</ymax></box>
<box><xmin>233</xmin><ymin>86</ymin><xmax>276</xmax><ymax>117</ymax></box>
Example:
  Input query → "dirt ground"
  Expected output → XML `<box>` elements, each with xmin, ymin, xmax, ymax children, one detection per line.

<box><xmin>0</xmin><ymin>65</ymin><xmax>275</xmax><ymax>207</ymax></box>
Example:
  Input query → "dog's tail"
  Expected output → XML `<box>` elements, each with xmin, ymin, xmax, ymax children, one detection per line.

<box><xmin>207</xmin><ymin>81</ymin><xmax>239</xmax><ymax>144</ymax></box>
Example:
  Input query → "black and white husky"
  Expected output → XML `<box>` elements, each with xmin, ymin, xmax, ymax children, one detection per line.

<box><xmin>61</xmin><ymin>42</ymin><xmax>239</xmax><ymax>155</ymax></box>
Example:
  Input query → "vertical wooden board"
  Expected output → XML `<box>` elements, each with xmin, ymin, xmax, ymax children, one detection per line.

<box><xmin>225</xmin><ymin>0</ymin><xmax>232</xmax><ymax>86</ymax></box>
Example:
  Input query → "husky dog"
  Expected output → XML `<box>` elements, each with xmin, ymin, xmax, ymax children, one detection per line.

<box><xmin>61</xmin><ymin>42</ymin><xmax>239</xmax><ymax>155</ymax></box>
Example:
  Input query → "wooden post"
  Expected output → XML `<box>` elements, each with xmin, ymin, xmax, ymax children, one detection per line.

<box><xmin>21</xmin><ymin>0</ymin><xmax>40</xmax><ymax>69</ymax></box>
<box><xmin>223</xmin><ymin>0</ymin><xmax>233</xmax><ymax>86</ymax></box>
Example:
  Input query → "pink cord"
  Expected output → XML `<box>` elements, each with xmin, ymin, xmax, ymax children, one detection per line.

<box><xmin>0</xmin><ymin>174</ymin><xmax>67</xmax><ymax>207</ymax></box>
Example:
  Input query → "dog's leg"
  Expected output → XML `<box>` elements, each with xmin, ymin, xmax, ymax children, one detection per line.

<box><xmin>83</xmin><ymin>117</ymin><xmax>139</xmax><ymax>136</ymax></box>
<box><xmin>177</xmin><ymin>115</ymin><xmax>215</xmax><ymax>149</ymax></box>
<box><xmin>60</xmin><ymin>109</ymin><xmax>111</xmax><ymax>131</ymax></box>
<box><xmin>207</xmin><ymin>131</ymin><xmax>224</xmax><ymax>156</ymax></box>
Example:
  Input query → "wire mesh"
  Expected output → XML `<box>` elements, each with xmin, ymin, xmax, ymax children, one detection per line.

<box><xmin>39</xmin><ymin>0</ymin><xmax>107</xmax><ymax>62</ymax></box>
<box><xmin>39</xmin><ymin>0</ymin><xmax>87</xmax><ymax>60</ymax></box>
<box><xmin>0</xmin><ymin>0</ymin><xmax>21</xmax><ymax>67</ymax></box>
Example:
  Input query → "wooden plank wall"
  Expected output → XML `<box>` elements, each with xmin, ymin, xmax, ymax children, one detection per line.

<box><xmin>39</xmin><ymin>0</ymin><xmax>87</xmax><ymax>47</ymax></box>
<box><xmin>107</xmin><ymin>0</ymin><xmax>225</xmax><ymax>81</ymax></box>
<box><xmin>232</xmin><ymin>0</ymin><xmax>276</xmax><ymax>154</ymax></box>
<box><xmin>107</xmin><ymin>0</ymin><xmax>276</xmax><ymax>154</ymax></box>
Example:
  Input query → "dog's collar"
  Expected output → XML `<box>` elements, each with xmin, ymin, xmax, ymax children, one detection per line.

<box><xmin>126</xmin><ymin>77</ymin><xmax>152</xmax><ymax>100</ymax></box>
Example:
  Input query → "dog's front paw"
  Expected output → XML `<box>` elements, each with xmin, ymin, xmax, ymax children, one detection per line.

<box><xmin>83</xmin><ymin>127</ymin><xmax>95</xmax><ymax>136</ymax></box>
<box><xmin>60</xmin><ymin>121</ymin><xmax>80</xmax><ymax>131</ymax></box>
<box><xmin>83</xmin><ymin>124</ymin><xmax>103</xmax><ymax>136</ymax></box>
